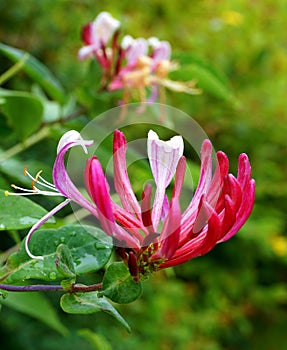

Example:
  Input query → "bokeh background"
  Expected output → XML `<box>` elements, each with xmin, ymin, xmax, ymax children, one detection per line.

<box><xmin>0</xmin><ymin>0</ymin><xmax>287</xmax><ymax>349</ymax></box>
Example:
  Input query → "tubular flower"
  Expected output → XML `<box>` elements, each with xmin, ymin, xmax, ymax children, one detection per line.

<box><xmin>86</xmin><ymin>129</ymin><xmax>255</xmax><ymax>280</ymax></box>
<box><xmin>78</xmin><ymin>12</ymin><xmax>200</xmax><ymax>103</ymax></box>
<box><xmin>78</xmin><ymin>11</ymin><xmax>120</xmax><ymax>61</ymax></box>
<box><xmin>6</xmin><ymin>130</ymin><xmax>255</xmax><ymax>281</ymax></box>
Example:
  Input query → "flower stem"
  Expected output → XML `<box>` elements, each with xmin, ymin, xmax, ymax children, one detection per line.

<box><xmin>0</xmin><ymin>54</ymin><xmax>29</xmax><ymax>86</ymax></box>
<box><xmin>0</xmin><ymin>282</ymin><xmax>103</xmax><ymax>293</ymax></box>
<box><xmin>0</xmin><ymin>126</ymin><xmax>50</xmax><ymax>163</ymax></box>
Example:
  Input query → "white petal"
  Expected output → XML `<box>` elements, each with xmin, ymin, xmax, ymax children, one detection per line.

<box><xmin>57</xmin><ymin>130</ymin><xmax>93</xmax><ymax>155</ymax></box>
<box><xmin>93</xmin><ymin>12</ymin><xmax>120</xmax><ymax>45</ymax></box>
<box><xmin>147</xmin><ymin>130</ymin><xmax>184</xmax><ymax>187</ymax></box>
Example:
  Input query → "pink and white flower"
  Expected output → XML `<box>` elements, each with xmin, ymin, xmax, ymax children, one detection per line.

<box><xmin>7</xmin><ymin>130</ymin><xmax>255</xmax><ymax>280</ymax></box>
<box><xmin>78</xmin><ymin>11</ymin><xmax>120</xmax><ymax>61</ymax></box>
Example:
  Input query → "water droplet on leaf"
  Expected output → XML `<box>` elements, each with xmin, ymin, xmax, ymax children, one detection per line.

<box><xmin>49</xmin><ymin>272</ymin><xmax>57</xmax><ymax>280</ymax></box>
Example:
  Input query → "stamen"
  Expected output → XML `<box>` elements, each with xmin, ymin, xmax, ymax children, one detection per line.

<box><xmin>35</xmin><ymin>170</ymin><xmax>43</xmax><ymax>181</ymax></box>
<box><xmin>6</xmin><ymin>169</ymin><xmax>62</xmax><ymax>197</ymax></box>
<box><xmin>24</xmin><ymin>168</ymin><xmax>58</xmax><ymax>192</ymax></box>
<box><xmin>38</xmin><ymin>174</ymin><xmax>56</xmax><ymax>189</ymax></box>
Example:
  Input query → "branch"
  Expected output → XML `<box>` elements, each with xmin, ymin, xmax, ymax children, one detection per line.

<box><xmin>0</xmin><ymin>282</ymin><xmax>103</xmax><ymax>293</ymax></box>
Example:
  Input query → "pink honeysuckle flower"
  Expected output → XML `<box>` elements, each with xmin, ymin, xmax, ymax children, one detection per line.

<box><xmin>121</xmin><ymin>35</ymin><xmax>149</xmax><ymax>66</ymax></box>
<box><xmin>6</xmin><ymin>129</ymin><xmax>255</xmax><ymax>281</ymax></box>
<box><xmin>86</xmin><ymin>129</ymin><xmax>255</xmax><ymax>280</ymax></box>
<box><xmin>78</xmin><ymin>11</ymin><xmax>120</xmax><ymax>60</ymax></box>
<box><xmin>5</xmin><ymin>130</ymin><xmax>140</xmax><ymax>259</ymax></box>
<box><xmin>148</xmin><ymin>36</ymin><xmax>171</xmax><ymax>63</ymax></box>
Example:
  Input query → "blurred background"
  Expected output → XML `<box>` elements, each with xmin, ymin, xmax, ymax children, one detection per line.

<box><xmin>0</xmin><ymin>0</ymin><xmax>287</xmax><ymax>349</ymax></box>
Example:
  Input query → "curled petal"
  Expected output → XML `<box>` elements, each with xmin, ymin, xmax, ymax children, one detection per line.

<box><xmin>206</xmin><ymin>150</ymin><xmax>229</xmax><ymax>207</ymax></box>
<box><xmin>237</xmin><ymin>153</ymin><xmax>252</xmax><ymax>187</ymax></box>
<box><xmin>25</xmin><ymin>199</ymin><xmax>71</xmax><ymax>260</ymax></box>
<box><xmin>113</xmin><ymin>130</ymin><xmax>141</xmax><ymax>218</ymax></box>
<box><xmin>181</xmin><ymin>140</ymin><xmax>213</xmax><ymax>233</ymax></box>
<box><xmin>57</xmin><ymin>130</ymin><xmax>91</xmax><ymax>155</ymax></box>
<box><xmin>220</xmin><ymin>178</ymin><xmax>255</xmax><ymax>242</ymax></box>
<box><xmin>219</xmin><ymin>154</ymin><xmax>255</xmax><ymax>242</ymax></box>
<box><xmin>85</xmin><ymin>156</ymin><xmax>115</xmax><ymax>236</ymax></box>
<box><xmin>53</xmin><ymin>131</ymin><xmax>97</xmax><ymax>216</ymax></box>
<box><xmin>161</xmin><ymin>201</ymin><xmax>221</xmax><ymax>268</ymax></box>
<box><xmin>225</xmin><ymin>174</ymin><xmax>242</xmax><ymax>212</ymax></box>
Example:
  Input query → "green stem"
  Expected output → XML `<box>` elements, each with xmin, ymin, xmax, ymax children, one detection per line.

<box><xmin>0</xmin><ymin>54</ymin><xmax>29</xmax><ymax>86</ymax></box>
<box><xmin>0</xmin><ymin>243</ymin><xmax>20</xmax><ymax>265</ymax></box>
<box><xmin>8</xmin><ymin>230</ymin><xmax>21</xmax><ymax>244</ymax></box>
<box><xmin>0</xmin><ymin>126</ymin><xmax>50</xmax><ymax>163</ymax></box>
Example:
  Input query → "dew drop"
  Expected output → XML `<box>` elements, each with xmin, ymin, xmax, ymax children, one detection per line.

<box><xmin>49</xmin><ymin>272</ymin><xmax>57</xmax><ymax>280</ymax></box>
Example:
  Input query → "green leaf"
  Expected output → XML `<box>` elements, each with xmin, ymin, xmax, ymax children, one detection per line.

<box><xmin>0</xmin><ymin>189</ymin><xmax>55</xmax><ymax>231</ymax></box>
<box><xmin>101</xmin><ymin>262</ymin><xmax>142</xmax><ymax>304</ymax></box>
<box><xmin>0</xmin><ymin>156</ymin><xmax>53</xmax><ymax>188</ymax></box>
<box><xmin>2</xmin><ymin>292</ymin><xmax>68</xmax><ymax>335</ymax></box>
<box><xmin>0</xmin><ymin>43</ymin><xmax>66</xmax><ymax>104</ymax></box>
<box><xmin>0</xmin><ymin>89</ymin><xmax>43</xmax><ymax>140</ymax></box>
<box><xmin>171</xmin><ymin>53</ymin><xmax>235</xmax><ymax>102</ymax></box>
<box><xmin>171</xmin><ymin>64</ymin><xmax>234</xmax><ymax>101</ymax></box>
<box><xmin>60</xmin><ymin>291</ymin><xmax>131</xmax><ymax>332</ymax></box>
<box><xmin>0</xmin><ymin>225</ymin><xmax>112</xmax><ymax>284</ymax></box>
<box><xmin>55</xmin><ymin>244</ymin><xmax>76</xmax><ymax>279</ymax></box>
<box><xmin>78</xmin><ymin>329</ymin><xmax>112</xmax><ymax>350</ymax></box>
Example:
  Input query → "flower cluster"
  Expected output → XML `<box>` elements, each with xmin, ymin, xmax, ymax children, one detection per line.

<box><xmin>7</xmin><ymin>130</ymin><xmax>255</xmax><ymax>281</ymax></box>
<box><xmin>78</xmin><ymin>12</ymin><xmax>199</xmax><ymax>103</ymax></box>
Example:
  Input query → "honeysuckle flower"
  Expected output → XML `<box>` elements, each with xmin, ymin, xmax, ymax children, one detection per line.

<box><xmin>121</xmin><ymin>35</ymin><xmax>148</xmax><ymax>66</ymax></box>
<box><xmin>7</xmin><ymin>129</ymin><xmax>255</xmax><ymax>280</ymax></box>
<box><xmin>78</xmin><ymin>12</ymin><xmax>200</xmax><ymax>105</ymax></box>
<box><xmin>78</xmin><ymin>11</ymin><xmax>120</xmax><ymax>61</ymax></box>
<box><xmin>87</xmin><ymin>129</ymin><xmax>255</xmax><ymax>280</ymax></box>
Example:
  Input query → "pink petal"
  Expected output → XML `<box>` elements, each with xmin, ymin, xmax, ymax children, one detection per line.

<box><xmin>53</xmin><ymin>136</ymin><xmax>98</xmax><ymax>217</ymax></box>
<box><xmin>85</xmin><ymin>156</ymin><xmax>115</xmax><ymax>236</ymax></box>
<box><xmin>141</xmin><ymin>183</ymin><xmax>154</xmax><ymax>233</ymax></box>
<box><xmin>181</xmin><ymin>139</ymin><xmax>213</xmax><ymax>233</ymax></box>
<box><xmin>81</xmin><ymin>22</ymin><xmax>95</xmax><ymax>45</ymax></box>
<box><xmin>25</xmin><ymin>199</ymin><xmax>71</xmax><ymax>260</ymax></box>
<box><xmin>158</xmin><ymin>197</ymin><xmax>181</xmax><ymax>259</ymax></box>
<box><xmin>160</xmin><ymin>201</ymin><xmax>221</xmax><ymax>268</ymax></box>
<box><xmin>113</xmin><ymin>130</ymin><xmax>141</xmax><ymax>218</ymax></box>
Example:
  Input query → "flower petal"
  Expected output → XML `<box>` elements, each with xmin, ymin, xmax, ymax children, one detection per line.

<box><xmin>53</xmin><ymin>131</ymin><xmax>98</xmax><ymax>216</ymax></box>
<box><xmin>160</xmin><ymin>200</ymin><xmax>221</xmax><ymax>268</ymax></box>
<box><xmin>158</xmin><ymin>197</ymin><xmax>181</xmax><ymax>259</ymax></box>
<box><xmin>25</xmin><ymin>199</ymin><xmax>71</xmax><ymax>260</ymax></box>
<box><xmin>181</xmin><ymin>139</ymin><xmax>213</xmax><ymax>233</ymax></box>
<box><xmin>148</xmin><ymin>130</ymin><xmax>184</xmax><ymax>229</ymax></box>
<box><xmin>85</xmin><ymin>156</ymin><xmax>115</xmax><ymax>236</ymax></box>
<box><xmin>113</xmin><ymin>130</ymin><xmax>141</xmax><ymax>218</ymax></box>
<box><xmin>220</xmin><ymin>162</ymin><xmax>255</xmax><ymax>242</ymax></box>
<box><xmin>93</xmin><ymin>12</ymin><xmax>120</xmax><ymax>46</ymax></box>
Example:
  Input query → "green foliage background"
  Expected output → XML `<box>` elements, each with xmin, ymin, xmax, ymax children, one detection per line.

<box><xmin>0</xmin><ymin>0</ymin><xmax>287</xmax><ymax>349</ymax></box>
